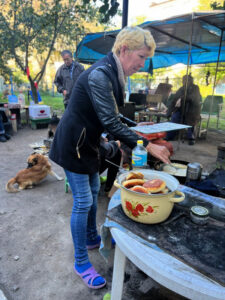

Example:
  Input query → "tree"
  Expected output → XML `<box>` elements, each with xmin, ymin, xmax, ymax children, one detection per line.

<box><xmin>0</xmin><ymin>0</ymin><xmax>120</xmax><ymax>102</ymax></box>
<box><xmin>198</xmin><ymin>0</ymin><xmax>225</xmax><ymax>10</ymax></box>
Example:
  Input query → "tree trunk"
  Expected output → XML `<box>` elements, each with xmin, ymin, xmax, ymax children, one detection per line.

<box><xmin>29</xmin><ymin>79</ymin><xmax>38</xmax><ymax>104</ymax></box>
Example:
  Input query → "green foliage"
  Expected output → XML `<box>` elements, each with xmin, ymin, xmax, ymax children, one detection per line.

<box><xmin>198</xmin><ymin>0</ymin><xmax>225</xmax><ymax>10</ymax></box>
<box><xmin>98</xmin><ymin>0</ymin><xmax>120</xmax><ymax>23</ymax></box>
<box><xmin>0</xmin><ymin>0</ymin><xmax>120</xmax><ymax>102</ymax></box>
<box><xmin>210</xmin><ymin>1</ymin><xmax>225</xmax><ymax>9</ymax></box>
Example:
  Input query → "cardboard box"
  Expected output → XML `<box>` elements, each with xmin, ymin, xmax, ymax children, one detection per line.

<box><xmin>29</xmin><ymin>105</ymin><xmax>51</xmax><ymax>119</ymax></box>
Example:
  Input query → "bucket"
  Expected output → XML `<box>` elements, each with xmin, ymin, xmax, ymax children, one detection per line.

<box><xmin>186</xmin><ymin>162</ymin><xmax>202</xmax><ymax>181</ymax></box>
<box><xmin>10</xmin><ymin>114</ymin><xmax>17</xmax><ymax>132</ymax></box>
<box><xmin>10</xmin><ymin>114</ymin><xmax>16</xmax><ymax>120</ymax></box>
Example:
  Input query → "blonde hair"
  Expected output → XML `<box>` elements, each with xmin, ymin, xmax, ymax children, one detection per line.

<box><xmin>112</xmin><ymin>26</ymin><xmax>156</xmax><ymax>57</ymax></box>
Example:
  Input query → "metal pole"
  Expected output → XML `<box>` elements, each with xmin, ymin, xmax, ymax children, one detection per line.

<box><xmin>122</xmin><ymin>0</ymin><xmax>129</xmax><ymax>28</ymax></box>
<box><xmin>206</xmin><ymin>29</ymin><xmax>224</xmax><ymax>134</ymax></box>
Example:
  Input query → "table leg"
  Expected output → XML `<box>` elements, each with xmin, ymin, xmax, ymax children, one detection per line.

<box><xmin>111</xmin><ymin>244</ymin><xmax>126</xmax><ymax>300</ymax></box>
<box><xmin>25</xmin><ymin>108</ymin><xmax>29</xmax><ymax>125</ymax></box>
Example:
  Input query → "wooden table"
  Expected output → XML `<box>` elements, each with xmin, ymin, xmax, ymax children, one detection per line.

<box><xmin>6</xmin><ymin>103</ymin><xmax>30</xmax><ymax>126</ymax></box>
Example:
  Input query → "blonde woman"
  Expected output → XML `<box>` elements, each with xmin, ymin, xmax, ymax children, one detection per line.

<box><xmin>50</xmin><ymin>26</ymin><xmax>170</xmax><ymax>289</ymax></box>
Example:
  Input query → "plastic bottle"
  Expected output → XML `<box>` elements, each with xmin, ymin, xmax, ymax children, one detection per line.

<box><xmin>132</xmin><ymin>140</ymin><xmax>148</xmax><ymax>170</ymax></box>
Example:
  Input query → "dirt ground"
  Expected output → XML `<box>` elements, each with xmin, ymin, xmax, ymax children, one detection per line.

<box><xmin>0</xmin><ymin>125</ymin><xmax>225</xmax><ymax>300</ymax></box>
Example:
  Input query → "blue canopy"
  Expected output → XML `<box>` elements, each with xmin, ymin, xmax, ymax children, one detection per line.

<box><xmin>76</xmin><ymin>11</ymin><xmax>225</xmax><ymax>71</ymax></box>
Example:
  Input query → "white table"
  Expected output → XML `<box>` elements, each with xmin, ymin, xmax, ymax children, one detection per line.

<box><xmin>110</xmin><ymin>221</ymin><xmax>225</xmax><ymax>300</ymax></box>
<box><xmin>131</xmin><ymin>122</ymin><xmax>191</xmax><ymax>134</ymax></box>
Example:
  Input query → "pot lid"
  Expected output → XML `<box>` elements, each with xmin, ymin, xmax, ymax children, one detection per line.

<box><xmin>187</xmin><ymin>162</ymin><xmax>203</xmax><ymax>171</ymax></box>
<box><xmin>190</xmin><ymin>206</ymin><xmax>209</xmax><ymax>217</ymax></box>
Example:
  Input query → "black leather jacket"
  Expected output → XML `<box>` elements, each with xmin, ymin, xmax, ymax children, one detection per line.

<box><xmin>49</xmin><ymin>52</ymin><xmax>148</xmax><ymax>174</ymax></box>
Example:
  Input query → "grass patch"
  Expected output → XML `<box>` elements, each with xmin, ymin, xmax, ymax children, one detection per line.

<box><xmin>0</xmin><ymin>91</ymin><xmax>64</xmax><ymax>114</ymax></box>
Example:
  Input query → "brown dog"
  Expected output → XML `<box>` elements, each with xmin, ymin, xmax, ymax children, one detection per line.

<box><xmin>6</xmin><ymin>153</ymin><xmax>63</xmax><ymax>193</ymax></box>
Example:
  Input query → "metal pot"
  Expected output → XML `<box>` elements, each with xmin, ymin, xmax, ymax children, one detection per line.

<box><xmin>154</xmin><ymin>159</ymin><xmax>189</xmax><ymax>184</ymax></box>
<box><xmin>114</xmin><ymin>169</ymin><xmax>185</xmax><ymax>224</ymax></box>
<box><xmin>186</xmin><ymin>162</ymin><xmax>203</xmax><ymax>181</ymax></box>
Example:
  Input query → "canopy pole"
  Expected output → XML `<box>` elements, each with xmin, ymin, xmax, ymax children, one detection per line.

<box><xmin>177</xmin><ymin>13</ymin><xmax>194</xmax><ymax>150</ymax></box>
<box><xmin>122</xmin><ymin>0</ymin><xmax>129</xmax><ymax>28</ymax></box>
<box><xmin>206</xmin><ymin>29</ymin><xmax>224</xmax><ymax>134</ymax></box>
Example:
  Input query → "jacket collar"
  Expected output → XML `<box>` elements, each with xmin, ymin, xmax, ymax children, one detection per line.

<box><xmin>106</xmin><ymin>52</ymin><xmax>125</xmax><ymax>107</ymax></box>
<box><xmin>62</xmin><ymin>60</ymin><xmax>75</xmax><ymax>70</ymax></box>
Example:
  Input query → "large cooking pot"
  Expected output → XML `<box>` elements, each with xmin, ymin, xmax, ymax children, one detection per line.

<box><xmin>114</xmin><ymin>169</ymin><xmax>185</xmax><ymax>224</ymax></box>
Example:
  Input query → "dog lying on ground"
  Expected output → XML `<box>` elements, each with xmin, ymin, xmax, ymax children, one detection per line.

<box><xmin>6</xmin><ymin>153</ymin><xmax>63</xmax><ymax>193</ymax></box>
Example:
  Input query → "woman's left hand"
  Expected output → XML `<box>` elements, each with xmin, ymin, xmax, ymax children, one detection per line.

<box><xmin>146</xmin><ymin>142</ymin><xmax>171</xmax><ymax>164</ymax></box>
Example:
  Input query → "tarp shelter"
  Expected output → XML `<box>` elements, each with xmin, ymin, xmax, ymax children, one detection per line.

<box><xmin>75</xmin><ymin>11</ymin><xmax>225</xmax><ymax>71</ymax></box>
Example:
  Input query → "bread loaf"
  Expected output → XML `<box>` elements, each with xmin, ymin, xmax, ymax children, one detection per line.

<box><xmin>143</xmin><ymin>179</ymin><xmax>166</xmax><ymax>193</ymax></box>
<box><xmin>122</xmin><ymin>179</ymin><xmax>145</xmax><ymax>189</ymax></box>
<box><xmin>130</xmin><ymin>185</ymin><xmax>149</xmax><ymax>194</ymax></box>
<box><xmin>126</xmin><ymin>172</ymin><xmax>144</xmax><ymax>180</ymax></box>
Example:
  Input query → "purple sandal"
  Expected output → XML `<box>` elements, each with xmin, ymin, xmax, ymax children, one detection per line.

<box><xmin>74</xmin><ymin>266</ymin><xmax>106</xmax><ymax>289</ymax></box>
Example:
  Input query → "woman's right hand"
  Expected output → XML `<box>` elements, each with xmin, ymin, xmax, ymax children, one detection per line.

<box><xmin>146</xmin><ymin>142</ymin><xmax>171</xmax><ymax>164</ymax></box>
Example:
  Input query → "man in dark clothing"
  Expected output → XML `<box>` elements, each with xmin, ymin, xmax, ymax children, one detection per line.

<box><xmin>54</xmin><ymin>50</ymin><xmax>84</xmax><ymax>108</ymax></box>
<box><xmin>166</xmin><ymin>74</ymin><xmax>201</xmax><ymax>145</ymax></box>
<box><xmin>0</xmin><ymin>113</ymin><xmax>11</xmax><ymax>142</ymax></box>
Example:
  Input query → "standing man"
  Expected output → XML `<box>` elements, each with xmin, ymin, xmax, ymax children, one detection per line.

<box><xmin>54</xmin><ymin>50</ymin><xmax>84</xmax><ymax>109</ymax></box>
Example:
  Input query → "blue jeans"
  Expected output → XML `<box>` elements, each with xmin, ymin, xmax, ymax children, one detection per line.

<box><xmin>64</xmin><ymin>169</ymin><xmax>100</xmax><ymax>265</ymax></box>
<box><xmin>166</xmin><ymin>111</ymin><xmax>194</xmax><ymax>141</ymax></box>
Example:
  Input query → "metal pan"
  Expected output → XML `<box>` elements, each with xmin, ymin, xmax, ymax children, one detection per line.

<box><xmin>154</xmin><ymin>159</ymin><xmax>189</xmax><ymax>184</ymax></box>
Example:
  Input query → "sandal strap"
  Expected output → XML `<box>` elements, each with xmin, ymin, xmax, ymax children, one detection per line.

<box><xmin>76</xmin><ymin>266</ymin><xmax>102</xmax><ymax>286</ymax></box>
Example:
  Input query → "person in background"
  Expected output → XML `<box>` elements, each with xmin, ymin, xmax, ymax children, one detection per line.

<box><xmin>2</xmin><ymin>88</ymin><xmax>10</xmax><ymax>100</ymax></box>
<box><xmin>49</xmin><ymin>26</ymin><xmax>170</xmax><ymax>290</ymax></box>
<box><xmin>18</xmin><ymin>89</ymin><xmax>26</xmax><ymax>108</ymax></box>
<box><xmin>0</xmin><ymin>113</ymin><xmax>11</xmax><ymax>142</ymax></box>
<box><xmin>166</xmin><ymin>74</ymin><xmax>201</xmax><ymax>145</ymax></box>
<box><xmin>54</xmin><ymin>50</ymin><xmax>84</xmax><ymax>109</ymax></box>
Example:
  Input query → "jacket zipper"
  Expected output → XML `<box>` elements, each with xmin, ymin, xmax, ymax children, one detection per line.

<box><xmin>76</xmin><ymin>127</ymin><xmax>86</xmax><ymax>159</ymax></box>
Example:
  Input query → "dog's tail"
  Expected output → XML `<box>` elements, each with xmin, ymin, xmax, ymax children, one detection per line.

<box><xmin>6</xmin><ymin>178</ymin><xmax>19</xmax><ymax>193</ymax></box>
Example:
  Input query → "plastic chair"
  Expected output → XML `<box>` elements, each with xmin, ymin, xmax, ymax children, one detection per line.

<box><xmin>146</xmin><ymin>94</ymin><xmax>163</xmax><ymax>110</ymax></box>
<box><xmin>154</xmin><ymin>83</ymin><xmax>172</xmax><ymax>106</ymax></box>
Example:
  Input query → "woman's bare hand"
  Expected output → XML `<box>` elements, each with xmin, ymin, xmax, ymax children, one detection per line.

<box><xmin>115</xmin><ymin>140</ymin><xmax>121</xmax><ymax>148</ymax></box>
<box><xmin>146</xmin><ymin>142</ymin><xmax>171</xmax><ymax>164</ymax></box>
